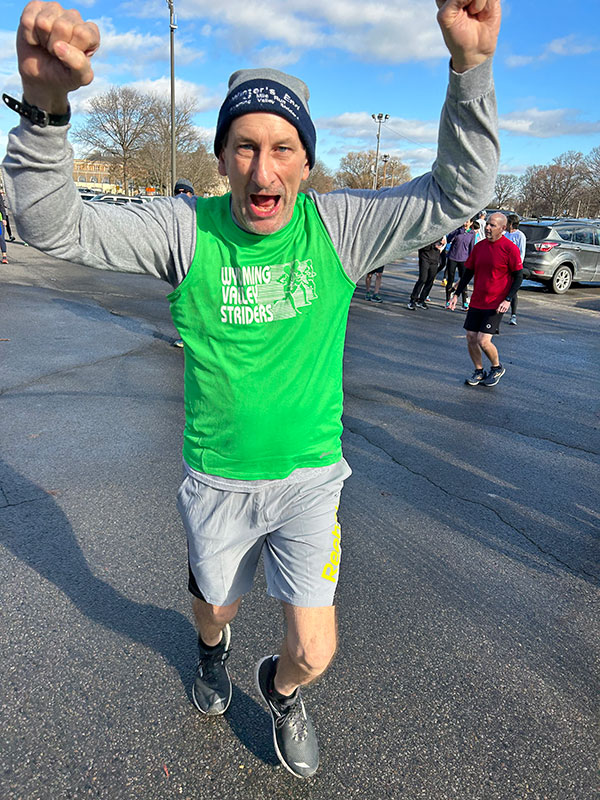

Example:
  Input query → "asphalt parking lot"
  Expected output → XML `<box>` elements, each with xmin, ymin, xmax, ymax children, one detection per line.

<box><xmin>1</xmin><ymin>244</ymin><xmax>598</xmax><ymax>800</ymax></box>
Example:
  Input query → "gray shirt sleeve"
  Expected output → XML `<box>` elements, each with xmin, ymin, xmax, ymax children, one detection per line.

<box><xmin>1</xmin><ymin>123</ymin><xmax>196</xmax><ymax>287</ymax></box>
<box><xmin>307</xmin><ymin>58</ymin><xmax>499</xmax><ymax>283</ymax></box>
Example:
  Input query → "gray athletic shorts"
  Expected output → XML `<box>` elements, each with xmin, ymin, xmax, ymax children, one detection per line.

<box><xmin>177</xmin><ymin>459</ymin><xmax>352</xmax><ymax>608</ymax></box>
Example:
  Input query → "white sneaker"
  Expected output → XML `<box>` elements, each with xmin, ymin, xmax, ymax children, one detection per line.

<box><xmin>509</xmin><ymin>315</ymin><xmax>517</xmax><ymax>326</ymax></box>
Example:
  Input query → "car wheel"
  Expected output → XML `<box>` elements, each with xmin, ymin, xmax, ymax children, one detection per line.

<box><xmin>551</xmin><ymin>265</ymin><xmax>572</xmax><ymax>294</ymax></box>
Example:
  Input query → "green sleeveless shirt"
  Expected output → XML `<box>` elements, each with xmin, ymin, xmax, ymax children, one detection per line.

<box><xmin>167</xmin><ymin>193</ymin><xmax>356</xmax><ymax>480</ymax></box>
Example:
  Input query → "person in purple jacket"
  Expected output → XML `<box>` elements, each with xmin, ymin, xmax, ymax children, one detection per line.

<box><xmin>445</xmin><ymin>220</ymin><xmax>475</xmax><ymax>309</ymax></box>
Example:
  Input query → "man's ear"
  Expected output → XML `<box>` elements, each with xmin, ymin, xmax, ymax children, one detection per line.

<box><xmin>218</xmin><ymin>152</ymin><xmax>228</xmax><ymax>177</ymax></box>
<box><xmin>302</xmin><ymin>159</ymin><xmax>310</xmax><ymax>181</ymax></box>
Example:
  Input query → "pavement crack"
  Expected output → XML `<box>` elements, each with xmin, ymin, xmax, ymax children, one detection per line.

<box><xmin>344</xmin><ymin>422</ymin><xmax>599</xmax><ymax>583</ymax></box>
<box><xmin>0</xmin><ymin>495</ymin><xmax>45</xmax><ymax>510</ymax></box>
<box><xmin>343</xmin><ymin>388</ymin><xmax>600</xmax><ymax>456</ymax></box>
<box><xmin>0</xmin><ymin>342</ymin><xmax>162</xmax><ymax>397</ymax></box>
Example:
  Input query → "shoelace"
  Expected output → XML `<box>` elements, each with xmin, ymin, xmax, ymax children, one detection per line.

<box><xmin>274</xmin><ymin>695</ymin><xmax>308</xmax><ymax>742</ymax></box>
<box><xmin>198</xmin><ymin>646</ymin><xmax>230</xmax><ymax>679</ymax></box>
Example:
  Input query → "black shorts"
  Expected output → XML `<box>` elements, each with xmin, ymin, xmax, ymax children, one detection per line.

<box><xmin>464</xmin><ymin>307</ymin><xmax>504</xmax><ymax>335</ymax></box>
<box><xmin>368</xmin><ymin>266</ymin><xmax>384</xmax><ymax>275</ymax></box>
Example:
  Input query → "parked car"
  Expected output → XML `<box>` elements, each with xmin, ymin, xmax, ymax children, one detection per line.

<box><xmin>519</xmin><ymin>219</ymin><xmax>600</xmax><ymax>293</ymax></box>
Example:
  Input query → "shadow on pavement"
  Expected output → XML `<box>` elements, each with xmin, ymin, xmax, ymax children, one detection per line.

<box><xmin>0</xmin><ymin>458</ymin><xmax>283</xmax><ymax>768</ymax></box>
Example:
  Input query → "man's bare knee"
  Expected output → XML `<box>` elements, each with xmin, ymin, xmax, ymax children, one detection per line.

<box><xmin>287</xmin><ymin>635</ymin><xmax>337</xmax><ymax>678</ymax></box>
<box><xmin>192</xmin><ymin>596</ymin><xmax>240</xmax><ymax>628</ymax></box>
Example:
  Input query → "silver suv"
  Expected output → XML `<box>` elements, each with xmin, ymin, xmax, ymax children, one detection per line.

<box><xmin>520</xmin><ymin>219</ymin><xmax>600</xmax><ymax>293</ymax></box>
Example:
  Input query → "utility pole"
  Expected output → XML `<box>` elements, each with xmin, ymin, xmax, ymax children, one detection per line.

<box><xmin>166</xmin><ymin>0</ymin><xmax>177</xmax><ymax>194</ymax></box>
<box><xmin>371</xmin><ymin>113</ymin><xmax>389</xmax><ymax>190</ymax></box>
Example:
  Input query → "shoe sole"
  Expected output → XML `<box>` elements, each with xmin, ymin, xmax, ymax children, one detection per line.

<box><xmin>192</xmin><ymin>624</ymin><xmax>232</xmax><ymax>716</ymax></box>
<box><xmin>255</xmin><ymin>656</ymin><xmax>315</xmax><ymax>780</ymax></box>
<box><xmin>465</xmin><ymin>379</ymin><xmax>484</xmax><ymax>386</ymax></box>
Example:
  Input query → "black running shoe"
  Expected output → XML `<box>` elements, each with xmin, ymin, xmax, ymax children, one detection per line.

<box><xmin>482</xmin><ymin>364</ymin><xmax>505</xmax><ymax>387</ymax></box>
<box><xmin>256</xmin><ymin>655</ymin><xmax>319</xmax><ymax>779</ymax></box>
<box><xmin>192</xmin><ymin>624</ymin><xmax>232</xmax><ymax>716</ymax></box>
<box><xmin>407</xmin><ymin>301</ymin><xmax>416</xmax><ymax>310</ymax></box>
<box><xmin>465</xmin><ymin>368</ymin><xmax>486</xmax><ymax>386</ymax></box>
<box><xmin>415</xmin><ymin>301</ymin><xmax>428</xmax><ymax>309</ymax></box>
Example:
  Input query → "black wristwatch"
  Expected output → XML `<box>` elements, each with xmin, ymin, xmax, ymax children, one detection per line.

<box><xmin>2</xmin><ymin>93</ymin><xmax>71</xmax><ymax>127</ymax></box>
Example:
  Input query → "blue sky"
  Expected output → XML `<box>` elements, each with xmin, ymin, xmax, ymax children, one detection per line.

<box><xmin>1</xmin><ymin>0</ymin><xmax>599</xmax><ymax>178</ymax></box>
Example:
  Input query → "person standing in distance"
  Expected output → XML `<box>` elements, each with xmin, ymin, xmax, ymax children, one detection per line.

<box><xmin>172</xmin><ymin>179</ymin><xmax>195</xmax><ymax>346</ymax></box>
<box><xmin>3</xmin><ymin>0</ymin><xmax>502</xmax><ymax>779</ymax></box>
<box><xmin>503</xmin><ymin>213</ymin><xmax>528</xmax><ymax>325</ymax></box>
<box><xmin>449</xmin><ymin>212</ymin><xmax>522</xmax><ymax>386</ymax></box>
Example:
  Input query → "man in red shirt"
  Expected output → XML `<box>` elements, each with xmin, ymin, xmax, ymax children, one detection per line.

<box><xmin>449</xmin><ymin>212</ymin><xmax>523</xmax><ymax>386</ymax></box>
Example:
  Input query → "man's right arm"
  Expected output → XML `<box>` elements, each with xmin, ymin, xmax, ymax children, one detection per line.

<box><xmin>1</xmin><ymin>2</ymin><xmax>195</xmax><ymax>284</ymax></box>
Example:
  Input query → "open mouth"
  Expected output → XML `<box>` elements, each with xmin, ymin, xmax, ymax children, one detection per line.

<box><xmin>249</xmin><ymin>194</ymin><xmax>281</xmax><ymax>217</ymax></box>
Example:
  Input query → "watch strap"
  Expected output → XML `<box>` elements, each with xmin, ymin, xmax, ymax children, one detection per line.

<box><xmin>2</xmin><ymin>93</ymin><xmax>71</xmax><ymax>127</ymax></box>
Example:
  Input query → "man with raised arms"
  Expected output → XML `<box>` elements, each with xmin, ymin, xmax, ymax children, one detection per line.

<box><xmin>2</xmin><ymin>0</ymin><xmax>501</xmax><ymax>779</ymax></box>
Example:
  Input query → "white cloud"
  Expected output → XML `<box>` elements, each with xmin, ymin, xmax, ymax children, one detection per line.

<box><xmin>499</xmin><ymin>108</ymin><xmax>600</xmax><ymax>138</ymax></box>
<box><xmin>93</xmin><ymin>17</ymin><xmax>204</xmax><ymax>69</ymax></box>
<box><xmin>317</xmin><ymin>111</ymin><xmax>439</xmax><ymax>146</ymax></box>
<box><xmin>507</xmin><ymin>34</ymin><xmax>599</xmax><ymax>68</ymax></box>
<box><xmin>125</xmin><ymin>0</ymin><xmax>447</xmax><ymax>63</ymax></box>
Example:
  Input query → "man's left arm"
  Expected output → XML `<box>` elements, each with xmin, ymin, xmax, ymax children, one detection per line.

<box><xmin>497</xmin><ymin>248</ymin><xmax>523</xmax><ymax>312</ymax></box>
<box><xmin>311</xmin><ymin>1</ymin><xmax>502</xmax><ymax>283</ymax></box>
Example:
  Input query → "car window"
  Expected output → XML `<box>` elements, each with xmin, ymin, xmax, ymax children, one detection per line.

<box><xmin>555</xmin><ymin>227</ymin><xmax>574</xmax><ymax>242</ymax></box>
<box><xmin>520</xmin><ymin>225</ymin><xmax>551</xmax><ymax>242</ymax></box>
<box><xmin>595</xmin><ymin>229</ymin><xmax>600</xmax><ymax>246</ymax></box>
<box><xmin>573</xmin><ymin>228</ymin><xmax>595</xmax><ymax>245</ymax></box>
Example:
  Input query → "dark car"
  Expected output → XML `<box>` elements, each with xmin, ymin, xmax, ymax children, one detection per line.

<box><xmin>519</xmin><ymin>219</ymin><xmax>600</xmax><ymax>293</ymax></box>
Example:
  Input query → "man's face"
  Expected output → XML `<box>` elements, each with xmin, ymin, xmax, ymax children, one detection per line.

<box><xmin>218</xmin><ymin>113</ymin><xmax>310</xmax><ymax>235</ymax></box>
<box><xmin>485</xmin><ymin>213</ymin><xmax>507</xmax><ymax>242</ymax></box>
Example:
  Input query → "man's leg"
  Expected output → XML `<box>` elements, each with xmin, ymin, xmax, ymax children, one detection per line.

<box><xmin>275</xmin><ymin>604</ymin><xmax>337</xmax><ymax>695</ymax></box>
<box><xmin>419</xmin><ymin>264</ymin><xmax>438</xmax><ymax>303</ymax></box>
<box><xmin>466</xmin><ymin>330</ymin><xmax>483</xmax><ymax>369</ymax></box>
<box><xmin>256</xmin><ymin>604</ymin><xmax>335</xmax><ymax>779</ymax></box>
<box><xmin>374</xmin><ymin>271</ymin><xmax>382</xmax><ymax>295</ymax></box>
<box><xmin>190</xmin><ymin>595</ymin><xmax>242</xmax><ymax>717</ymax></box>
<box><xmin>477</xmin><ymin>332</ymin><xmax>500</xmax><ymax>367</ymax></box>
<box><xmin>192</xmin><ymin>595</ymin><xmax>242</xmax><ymax>647</ymax></box>
<box><xmin>479</xmin><ymin>331</ymin><xmax>506</xmax><ymax>386</ymax></box>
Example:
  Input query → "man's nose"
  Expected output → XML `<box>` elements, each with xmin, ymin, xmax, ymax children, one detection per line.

<box><xmin>251</xmin><ymin>150</ymin><xmax>273</xmax><ymax>188</ymax></box>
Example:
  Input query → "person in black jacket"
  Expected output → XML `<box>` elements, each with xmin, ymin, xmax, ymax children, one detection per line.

<box><xmin>407</xmin><ymin>237</ymin><xmax>446</xmax><ymax>309</ymax></box>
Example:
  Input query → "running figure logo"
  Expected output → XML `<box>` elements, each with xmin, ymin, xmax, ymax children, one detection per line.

<box><xmin>273</xmin><ymin>258</ymin><xmax>318</xmax><ymax>318</ymax></box>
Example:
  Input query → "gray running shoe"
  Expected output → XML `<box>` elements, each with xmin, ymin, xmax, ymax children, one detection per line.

<box><xmin>256</xmin><ymin>655</ymin><xmax>319</xmax><ymax>779</ymax></box>
<box><xmin>407</xmin><ymin>301</ymin><xmax>416</xmax><ymax>310</ymax></box>
<box><xmin>465</xmin><ymin>369</ymin><xmax>486</xmax><ymax>386</ymax></box>
<box><xmin>482</xmin><ymin>364</ymin><xmax>506</xmax><ymax>387</ymax></box>
<box><xmin>509</xmin><ymin>314</ymin><xmax>517</xmax><ymax>325</ymax></box>
<box><xmin>372</xmin><ymin>293</ymin><xmax>383</xmax><ymax>303</ymax></box>
<box><xmin>192</xmin><ymin>624</ymin><xmax>232</xmax><ymax>716</ymax></box>
<box><xmin>415</xmin><ymin>300</ymin><xmax>428</xmax><ymax>309</ymax></box>
<box><xmin>365</xmin><ymin>291</ymin><xmax>373</xmax><ymax>301</ymax></box>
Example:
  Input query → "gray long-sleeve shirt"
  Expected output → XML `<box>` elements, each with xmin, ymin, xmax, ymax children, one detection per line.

<box><xmin>2</xmin><ymin>59</ymin><xmax>498</xmax><ymax>289</ymax></box>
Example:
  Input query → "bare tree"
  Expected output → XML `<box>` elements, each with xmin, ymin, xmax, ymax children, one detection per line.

<box><xmin>493</xmin><ymin>174</ymin><xmax>520</xmax><ymax>207</ymax></box>
<box><xmin>517</xmin><ymin>152</ymin><xmax>586</xmax><ymax>217</ymax></box>
<box><xmin>73</xmin><ymin>87</ymin><xmax>154</xmax><ymax>194</ymax></box>
<box><xmin>301</xmin><ymin>159</ymin><xmax>334</xmax><ymax>194</ymax></box>
<box><xmin>176</xmin><ymin>144</ymin><xmax>225</xmax><ymax>197</ymax></box>
<box><xmin>132</xmin><ymin>93</ymin><xmax>206</xmax><ymax>194</ymax></box>
<box><xmin>334</xmin><ymin>151</ymin><xmax>409</xmax><ymax>190</ymax></box>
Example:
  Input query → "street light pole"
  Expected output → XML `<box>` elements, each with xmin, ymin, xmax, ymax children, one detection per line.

<box><xmin>166</xmin><ymin>0</ymin><xmax>177</xmax><ymax>194</ymax></box>
<box><xmin>371</xmin><ymin>113</ymin><xmax>389</xmax><ymax>190</ymax></box>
